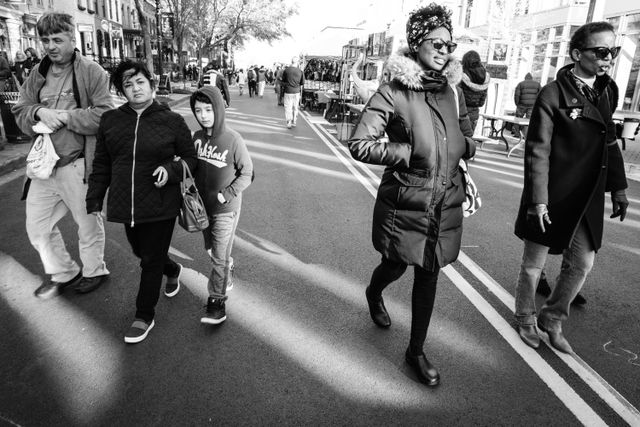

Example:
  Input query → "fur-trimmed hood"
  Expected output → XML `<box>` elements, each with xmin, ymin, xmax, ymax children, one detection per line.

<box><xmin>384</xmin><ymin>47</ymin><xmax>463</xmax><ymax>91</ymax></box>
<box><xmin>461</xmin><ymin>72</ymin><xmax>490</xmax><ymax>91</ymax></box>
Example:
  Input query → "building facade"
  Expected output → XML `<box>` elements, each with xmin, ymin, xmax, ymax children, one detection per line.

<box><xmin>0</xmin><ymin>0</ymin><xmax>161</xmax><ymax>73</ymax></box>
<box><xmin>460</xmin><ymin>0</ymin><xmax>640</xmax><ymax>114</ymax></box>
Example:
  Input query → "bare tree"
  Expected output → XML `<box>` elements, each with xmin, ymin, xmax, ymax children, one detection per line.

<box><xmin>189</xmin><ymin>0</ymin><xmax>297</xmax><ymax>70</ymax></box>
<box><xmin>133</xmin><ymin>0</ymin><xmax>155</xmax><ymax>74</ymax></box>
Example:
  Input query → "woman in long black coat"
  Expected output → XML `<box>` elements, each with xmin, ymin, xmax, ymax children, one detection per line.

<box><xmin>348</xmin><ymin>4</ymin><xmax>475</xmax><ymax>387</ymax></box>
<box><xmin>513</xmin><ymin>22</ymin><xmax>628</xmax><ymax>354</ymax></box>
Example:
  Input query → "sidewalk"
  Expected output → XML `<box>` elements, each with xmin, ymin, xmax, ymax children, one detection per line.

<box><xmin>0</xmin><ymin>91</ymin><xmax>192</xmax><ymax>177</ymax></box>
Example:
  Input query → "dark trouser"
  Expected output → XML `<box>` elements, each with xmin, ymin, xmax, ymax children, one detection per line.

<box><xmin>368</xmin><ymin>257</ymin><xmax>440</xmax><ymax>355</ymax></box>
<box><xmin>124</xmin><ymin>218</ymin><xmax>180</xmax><ymax>322</ymax></box>
<box><xmin>513</xmin><ymin>105</ymin><xmax>533</xmax><ymax>136</ymax></box>
<box><xmin>467</xmin><ymin>106</ymin><xmax>480</xmax><ymax>134</ymax></box>
<box><xmin>248</xmin><ymin>80</ymin><xmax>257</xmax><ymax>97</ymax></box>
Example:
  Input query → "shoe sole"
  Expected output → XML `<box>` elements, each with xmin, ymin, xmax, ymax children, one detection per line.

<box><xmin>124</xmin><ymin>320</ymin><xmax>155</xmax><ymax>344</ymax></box>
<box><xmin>200</xmin><ymin>316</ymin><xmax>227</xmax><ymax>325</ymax></box>
<box><xmin>164</xmin><ymin>264</ymin><xmax>182</xmax><ymax>298</ymax></box>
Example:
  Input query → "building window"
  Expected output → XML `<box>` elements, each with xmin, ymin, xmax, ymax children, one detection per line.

<box><xmin>102</xmin><ymin>0</ymin><xmax>106</xmax><ymax>17</ymax></box>
<box><xmin>77</xmin><ymin>0</ymin><xmax>86</xmax><ymax>10</ymax></box>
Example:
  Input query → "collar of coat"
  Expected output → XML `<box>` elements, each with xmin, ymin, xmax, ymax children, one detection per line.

<box><xmin>384</xmin><ymin>47</ymin><xmax>463</xmax><ymax>91</ymax></box>
<box><xmin>461</xmin><ymin>72</ymin><xmax>490</xmax><ymax>91</ymax></box>
<box><xmin>555</xmin><ymin>63</ymin><xmax>616</xmax><ymax>109</ymax></box>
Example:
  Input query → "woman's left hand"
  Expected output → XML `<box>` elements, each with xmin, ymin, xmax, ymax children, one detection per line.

<box><xmin>153</xmin><ymin>166</ymin><xmax>168</xmax><ymax>187</ymax></box>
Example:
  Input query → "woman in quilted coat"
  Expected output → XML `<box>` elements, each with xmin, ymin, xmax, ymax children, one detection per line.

<box><xmin>87</xmin><ymin>61</ymin><xmax>196</xmax><ymax>344</ymax></box>
<box><xmin>348</xmin><ymin>3</ymin><xmax>475</xmax><ymax>387</ymax></box>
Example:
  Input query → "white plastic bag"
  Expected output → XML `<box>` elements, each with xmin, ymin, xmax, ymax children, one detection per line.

<box><xmin>26</xmin><ymin>133</ymin><xmax>59</xmax><ymax>180</ymax></box>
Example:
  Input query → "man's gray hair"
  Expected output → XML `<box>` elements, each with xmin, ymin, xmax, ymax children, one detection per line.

<box><xmin>36</xmin><ymin>12</ymin><xmax>75</xmax><ymax>37</ymax></box>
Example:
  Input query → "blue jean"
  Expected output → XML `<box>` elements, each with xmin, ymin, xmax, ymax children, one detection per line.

<box><xmin>203</xmin><ymin>210</ymin><xmax>240</xmax><ymax>300</ymax></box>
<box><xmin>515</xmin><ymin>220</ymin><xmax>595</xmax><ymax>328</ymax></box>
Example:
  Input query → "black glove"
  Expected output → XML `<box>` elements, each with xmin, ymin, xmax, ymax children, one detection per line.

<box><xmin>610</xmin><ymin>190</ymin><xmax>629</xmax><ymax>221</ymax></box>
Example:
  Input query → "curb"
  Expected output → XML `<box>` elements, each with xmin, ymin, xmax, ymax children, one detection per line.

<box><xmin>0</xmin><ymin>149</ymin><xmax>28</xmax><ymax>176</ymax></box>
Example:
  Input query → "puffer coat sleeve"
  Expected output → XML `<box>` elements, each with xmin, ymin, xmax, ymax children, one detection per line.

<box><xmin>348</xmin><ymin>86</ymin><xmax>412</xmax><ymax>168</ymax></box>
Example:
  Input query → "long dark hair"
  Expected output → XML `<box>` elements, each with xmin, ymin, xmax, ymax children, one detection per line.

<box><xmin>462</xmin><ymin>50</ymin><xmax>486</xmax><ymax>84</ymax></box>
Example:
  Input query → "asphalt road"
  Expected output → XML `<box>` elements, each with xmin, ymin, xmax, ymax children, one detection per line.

<box><xmin>0</xmin><ymin>86</ymin><xmax>639</xmax><ymax>426</ymax></box>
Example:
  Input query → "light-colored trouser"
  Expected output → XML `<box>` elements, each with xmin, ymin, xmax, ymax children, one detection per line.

<box><xmin>515</xmin><ymin>220</ymin><xmax>595</xmax><ymax>329</ymax></box>
<box><xmin>26</xmin><ymin>159</ymin><xmax>109</xmax><ymax>283</ymax></box>
<box><xmin>284</xmin><ymin>93</ymin><xmax>300</xmax><ymax>124</ymax></box>
<box><xmin>205</xmin><ymin>210</ymin><xmax>240</xmax><ymax>300</ymax></box>
<box><xmin>258</xmin><ymin>81</ymin><xmax>266</xmax><ymax>96</ymax></box>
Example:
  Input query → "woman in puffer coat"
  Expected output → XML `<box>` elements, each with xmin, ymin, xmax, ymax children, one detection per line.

<box><xmin>87</xmin><ymin>61</ymin><xmax>197</xmax><ymax>344</ymax></box>
<box><xmin>348</xmin><ymin>3</ymin><xmax>475</xmax><ymax>387</ymax></box>
<box><xmin>459</xmin><ymin>49</ymin><xmax>490</xmax><ymax>132</ymax></box>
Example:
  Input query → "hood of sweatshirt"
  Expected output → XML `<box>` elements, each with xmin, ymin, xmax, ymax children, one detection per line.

<box><xmin>190</xmin><ymin>85</ymin><xmax>226</xmax><ymax>138</ymax></box>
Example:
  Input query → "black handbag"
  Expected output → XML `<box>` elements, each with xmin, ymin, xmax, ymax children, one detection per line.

<box><xmin>178</xmin><ymin>160</ymin><xmax>209</xmax><ymax>232</ymax></box>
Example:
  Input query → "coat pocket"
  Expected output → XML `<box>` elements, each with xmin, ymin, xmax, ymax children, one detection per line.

<box><xmin>392</xmin><ymin>170</ymin><xmax>432</xmax><ymax>211</ymax></box>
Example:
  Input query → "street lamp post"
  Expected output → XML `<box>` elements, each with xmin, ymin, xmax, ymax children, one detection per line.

<box><xmin>155</xmin><ymin>0</ymin><xmax>163</xmax><ymax>78</ymax></box>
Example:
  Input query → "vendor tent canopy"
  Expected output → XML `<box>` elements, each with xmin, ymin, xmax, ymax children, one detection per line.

<box><xmin>301</xmin><ymin>26</ymin><xmax>365</xmax><ymax>57</ymax></box>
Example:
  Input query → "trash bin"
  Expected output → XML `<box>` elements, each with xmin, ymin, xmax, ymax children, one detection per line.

<box><xmin>0</xmin><ymin>92</ymin><xmax>30</xmax><ymax>143</ymax></box>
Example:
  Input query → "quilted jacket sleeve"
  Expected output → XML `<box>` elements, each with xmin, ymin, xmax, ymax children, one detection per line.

<box><xmin>86</xmin><ymin>114</ymin><xmax>112</xmax><ymax>214</ymax></box>
<box><xmin>162</xmin><ymin>113</ymin><xmax>197</xmax><ymax>184</ymax></box>
<box><xmin>348</xmin><ymin>85</ymin><xmax>411</xmax><ymax>168</ymax></box>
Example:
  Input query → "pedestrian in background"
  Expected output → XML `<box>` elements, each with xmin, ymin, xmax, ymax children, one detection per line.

<box><xmin>237</xmin><ymin>68</ymin><xmax>246</xmax><ymax>96</ymax></box>
<box><xmin>274</xmin><ymin>65</ymin><xmax>284</xmax><ymax>106</ymax></box>
<box><xmin>199</xmin><ymin>64</ymin><xmax>230</xmax><ymax>107</ymax></box>
<box><xmin>86</xmin><ymin>61</ymin><xmax>197</xmax><ymax>344</ymax></box>
<box><xmin>23</xmin><ymin>47</ymin><xmax>40</xmax><ymax>76</ymax></box>
<box><xmin>12</xmin><ymin>51</ymin><xmax>27</xmax><ymax>85</ymax></box>
<box><xmin>189</xmin><ymin>86</ymin><xmax>253</xmax><ymax>325</ymax></box>
<box><xmin>459</xmin><ymin>49</ymin><xmax>489</xmax><ymax>133</ymax></box>
<box><xmin>281</xmin><ymin>57</ymin><xmax>304</xmax><ymax>129</ymax></box>
<box><xmin>0</xmin><ymin>52</ymin><xmax>12</xmax><ymax>90</ymax></box>
<box><xmin>349</xmin><ymin>3</ymin><xmax>475</xmax><ymax>387</ymax></box>
<box><xmin>512</xmin><ymin>72</ymin><xmax>541</xmax><ymax>137</ymax></box>
<box><xmin>513</xmin><ymin>21</ymin><xmax>628</xmax><ymax>354</ymax></box>
<box><xmin>257</xmin><ymin>65</ymin><xmax>266</xmax><ymax>98</ymax></box>
<box><xmin>13</xmin><ymin>12</ymin><xmax>113</xmax><ymax>298</ymax></box>
<box><xmin>247</xmin><ymin>67</ymin><xmax>257</xmax><ymax>97</ymax></box>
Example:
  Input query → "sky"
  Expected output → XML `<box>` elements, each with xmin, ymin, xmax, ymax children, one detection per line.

<box><xmin>234</xmin><ymin>0</ymin><xmax>406</xmax><ymax>68</ymax></box>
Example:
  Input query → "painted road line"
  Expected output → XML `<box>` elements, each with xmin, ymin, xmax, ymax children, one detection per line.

<box><xmin>301</xmin><ymin>112</ymin><xmax>633</xmax><ymax>425</ymax></box>
<box><xmin>442</xmin><ymin>265</ymin><xmax>607</xmax><ymax>426</ymax></box>
<box><xmin>456</xmin><ymin>251</ymin><xmax>640</xmax><ymax>426</ymax></box>
<box><xmin>469</xmin><ymin>164</ymin><xmax>523</xmax><ymax>179</ymax></box>
<box><xmin>299</xmin><ymin>113</ymin><xmax>378</xmax><ymax>197</ymax></box>
<box><xmin>309</xmin><ymin>115</ymin><xmax>382</xmax><ymax>186</ymax></box>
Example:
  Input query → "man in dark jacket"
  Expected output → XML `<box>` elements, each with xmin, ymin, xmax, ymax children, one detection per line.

<box><xmin>512</xmin><ymin>72</ymin><xmax>541</xmax><ymax>136</ymax></box>
<box><xmin>513</xmin><ymin>22</ymin><xmax>628</xmax><ymax>354</ymax></box>
<box><xmin>199</xmin><ymin>64</ymin><xmax>230</xmax><ymax>107</ymax></box>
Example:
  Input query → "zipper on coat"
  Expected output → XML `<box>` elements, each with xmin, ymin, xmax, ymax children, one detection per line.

<box><xmin>131</xmin><ymin>113</ymin><xmax>141</xmax><ymax>227</ymax></box>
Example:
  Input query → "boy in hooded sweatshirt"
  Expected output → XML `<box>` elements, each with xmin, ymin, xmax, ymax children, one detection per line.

<box><xmin>190</xmin><ymin>86</ymin><xmax>254</xmax><ymax>324</ymax></box>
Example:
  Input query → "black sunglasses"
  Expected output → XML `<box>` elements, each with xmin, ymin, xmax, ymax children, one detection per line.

<box><xmin>424</xmin><ymin>38</ymin><xmax>457</xmax><ymax>54</ymax></box>
<box><xmin>581</xmin><ymin>46</ymin><xmax>621</xmax><ymax>60</ymax></box>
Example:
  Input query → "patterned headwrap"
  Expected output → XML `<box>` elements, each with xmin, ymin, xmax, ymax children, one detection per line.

<box><xmin>406</xmin><ymin>3</ymin><xmax>453</xmax><ymax>53</ymax></box>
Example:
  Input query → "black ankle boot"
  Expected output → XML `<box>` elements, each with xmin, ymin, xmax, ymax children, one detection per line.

<box><xmin>365</xmin><ymin>286</ymin><xmax>391</xmax><ymax>328</ymax></box>
<box><xmin>405</xmin><ymin>347</ymin><xmax>440</xmax><ymax>387</ymax></box>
